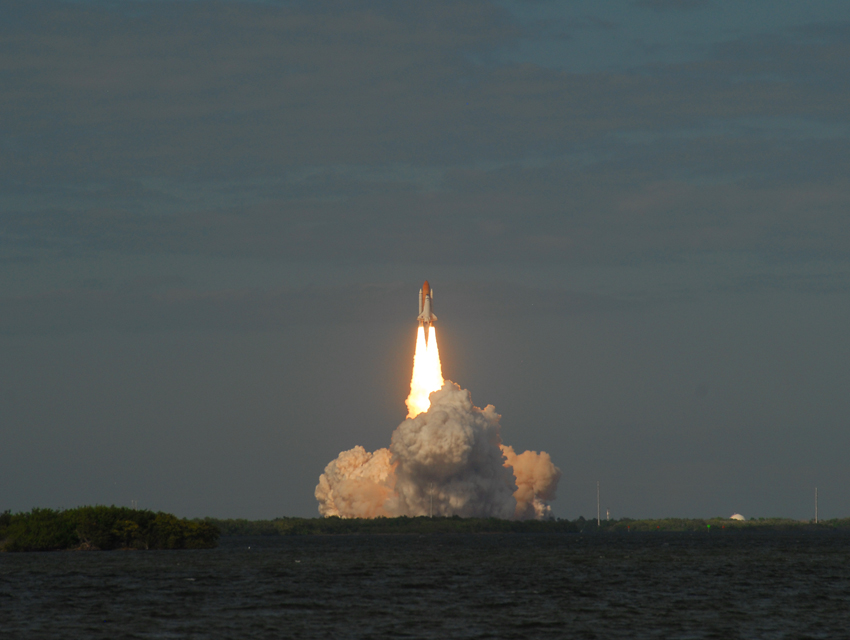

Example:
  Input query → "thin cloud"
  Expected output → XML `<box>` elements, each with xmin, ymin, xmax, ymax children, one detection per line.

<box><xmin>634</xmin><ymin>0</ymin><xmax>712</xmax><ymax>11</ymax></box>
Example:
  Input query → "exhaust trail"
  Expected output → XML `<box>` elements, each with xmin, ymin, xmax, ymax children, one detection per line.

<box><xmin>315</xmin><ymin>281</ymin><xmax>561</xmax><ymax>519</ymax></box>
<box><xmin>406</xmin><ymin>325</ymin><xmax>443</xmax><ymax>418</ymax></box>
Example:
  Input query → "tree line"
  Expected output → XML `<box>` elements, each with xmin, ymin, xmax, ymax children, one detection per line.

<box><xmin>5</xmin><ymin>509</ymin><xmax>848</xmax><ymax>549</ymax></box>
<box><xmin>0</xmin><ymin>506</ymin><xmax>219</xmax><ymax>551</ymax></box>
<box><xmin>202</xmin><ymin>515</ymin><xmax>850</xmax><ymax>536</ymax></box>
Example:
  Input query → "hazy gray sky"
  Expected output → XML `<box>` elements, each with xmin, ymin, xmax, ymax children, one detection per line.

<box><xmin>2</xmin><ymin>0</ymin><xmax>849</xmax><ymax>519</ymax></box>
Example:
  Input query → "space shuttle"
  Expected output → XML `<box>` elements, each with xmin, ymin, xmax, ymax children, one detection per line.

<box><xmin>417</xmin><ymin>281</ymin><xmax>437</xmax><ymax>333</ymax></box>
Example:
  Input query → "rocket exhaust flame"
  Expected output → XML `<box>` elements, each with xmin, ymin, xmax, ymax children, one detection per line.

<box><xmin>406</xmin><ymin>325</ymin><xmax>443</xmax><ymax>418</ymax></box>
<box><xmin>315</xmin><ymin>281</ymin><xmax>561</xmax><ymax>520</ymax></box>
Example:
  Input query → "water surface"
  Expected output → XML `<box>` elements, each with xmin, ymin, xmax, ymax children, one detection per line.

<box><xmin>2</xmin><ymin>532</ymin><xmax>848</xmax><ymax>638</ymax></box>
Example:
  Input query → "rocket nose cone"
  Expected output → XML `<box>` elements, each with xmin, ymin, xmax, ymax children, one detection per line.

<box><xmin>422</xmin><ymin>280</ymin><xmax>430</xmax><ymax>296</ymax></box>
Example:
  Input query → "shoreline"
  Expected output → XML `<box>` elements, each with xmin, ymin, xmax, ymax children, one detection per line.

<box><xmin>203</xmin><ymin>515</ymin><xmax>850</xmax><ymax>536</ymax></box>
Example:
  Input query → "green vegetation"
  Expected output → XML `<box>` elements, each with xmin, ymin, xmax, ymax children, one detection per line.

<box><xmin>202</xmin><ymin>515</ymin><xmax>850</xmax><ymax>536</ymax></box>
<box><xmin>601</xmin><ymin>517</ymin><xmax>850</xmax><ymax>532</ymax></box>
<box><xmin>0</xmin><ymin>506</ymin><xmax>219</xmax><ymax>552</ymax></box>
<box><xmin>5</xmin><ymin>509</ymin><xmax>846</xmax><ymax>547</ymax></box>
<box><xmin>206</xmin><ymin>515</ymin><xmax>580</xmax><ymax>535</ymax></box>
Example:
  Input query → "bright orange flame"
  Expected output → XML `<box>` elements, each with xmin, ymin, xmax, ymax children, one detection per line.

<box><xmin>405</xmin><ymin>326</ymin><xmax>444</xmax><ymax>418</ymax></box>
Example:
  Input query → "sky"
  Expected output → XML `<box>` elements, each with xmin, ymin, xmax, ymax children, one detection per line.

<box><xmin>2</xmin><ymin>0</ymin><xmax>849</xmax><ymax>520</ymax></box>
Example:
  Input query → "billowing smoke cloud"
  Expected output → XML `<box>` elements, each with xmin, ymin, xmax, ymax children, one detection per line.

<box><xmin>500</xmin><ymin>445</ymin><xmax>561</xmax><ymax>519</ymax></box>
<box><xmin>392</xmin><ymin>382</ymin><xmax>517</xmax><ymax>518</ymax></box>
<box><xmin>315</xmin><ymin>447</ymin><xmax>395</xmax><ymax>518</ymax></box>
<box><xmin>316</xmin><ymin>381</ymin><xmax>561</xmax><ymax>519</ymax></box>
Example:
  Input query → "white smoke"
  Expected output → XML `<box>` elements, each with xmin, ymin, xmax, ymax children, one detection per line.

<box><xmin>316</xmin><ymin>381</ymin><xmax>561</xmax><ymax>519</ymax></box>
<box><xmin>391</xmin><ymin>382</ymin><xmax>517</xmax><ymax>518</ymax></box>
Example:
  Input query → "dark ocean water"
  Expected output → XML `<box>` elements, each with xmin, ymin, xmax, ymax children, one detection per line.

<box><xmin>2</xmin><ymin>532</ymin><xmax>849</xmax><ymax>639</ymax></box>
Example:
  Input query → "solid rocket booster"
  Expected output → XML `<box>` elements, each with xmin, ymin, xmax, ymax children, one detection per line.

<box><xmin>417</xmin><ymin>280</ymin><xmax>437</xmax><ymax>333</ymax></box>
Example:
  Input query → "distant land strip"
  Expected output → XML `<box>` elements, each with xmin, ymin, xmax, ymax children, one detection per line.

<box><xmin>6</xmin><ymin>510</ymin><xmax>850</xmax><ymax>550</ymax></box>
<box><xmin>202</xmin><ymin>516</ymin><xmax>850</xmax><ymax>536</ymax></box>
<box><xmin>0</xmin><ymin>507</ymin><xmax>219</xmax><ymax>552</ymax></box>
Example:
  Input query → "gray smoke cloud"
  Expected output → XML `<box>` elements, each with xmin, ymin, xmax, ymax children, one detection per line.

<box><xmin>316</xmin><ymin>381</ymin><xmax>561</xmax><ymax>519</ymax></box>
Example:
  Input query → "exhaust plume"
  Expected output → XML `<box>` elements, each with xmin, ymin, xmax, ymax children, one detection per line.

<box><xmin>500</xmin><ymin>445</ymin><xmax>562</xmax><ymax>519</ymax></box>
<box><xmin>316</xmin><ymin>298</ymin><xmax>560</xmax><ymax>520</ymax></box>
<box><xmin>315</xmin><ymin>446</ymin><xmax>395</xmax><ymax>518</ymax></box>
<box><xmin>316</xmin><ymin>381</ymin><xmax>561</xmax><ymax>519</ymax></box>
<box><xmin>406</xmin><ymin>325</ymin><xmax>443</xmax><ymax>418</ymax></box>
